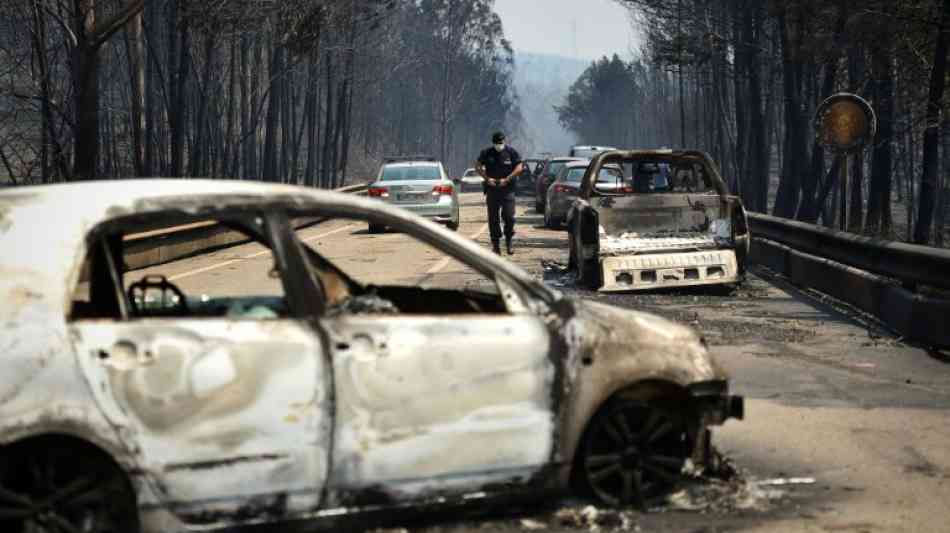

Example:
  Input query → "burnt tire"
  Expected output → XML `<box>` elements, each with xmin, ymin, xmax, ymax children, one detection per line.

<box><xmin>0</xmin><ymin>438</ymin><xmax>139</xmax><ymax>533</ymax></box>
<box><xmin>576</xmin><ymin>255</ymin><xmax>601</xmax><ymax>289</ymax></box>
<box><xmin>578</xmin><ymin>400</ymin><xmax>689</xmax><ymax>509</ymax></box>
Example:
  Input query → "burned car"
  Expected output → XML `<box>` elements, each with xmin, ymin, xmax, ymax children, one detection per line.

<box><xmin>0</xmin><ymin>180</ymin><xmax>742</xmax><ymax>532</ymax></box>
<box><xmin>568</xmin><ymin>150</ymin><xmax>751</xmax><ymax>292</ymax></box>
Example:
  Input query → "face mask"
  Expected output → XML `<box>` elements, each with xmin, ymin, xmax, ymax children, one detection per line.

<box><xmin>494</xmin><ymin>143</ymin><xmax>505</xmax><ymax>152</ymax></box>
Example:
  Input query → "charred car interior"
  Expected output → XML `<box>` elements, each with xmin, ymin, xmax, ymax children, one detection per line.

<box><xmin>567</xmin><ymin>150</ymin><xmax>750</xmax><ymax>292</ymax></box>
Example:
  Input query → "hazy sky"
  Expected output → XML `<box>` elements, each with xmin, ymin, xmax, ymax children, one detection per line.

<box><xmin>494</xmin><ymin>0</ymin><xmax>638</xmax><ymax>60</ymax></box>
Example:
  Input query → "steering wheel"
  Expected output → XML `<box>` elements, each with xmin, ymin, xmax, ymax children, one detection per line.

<box><xmin>128</xmin><ymin>275</ymin><xmax>188</xmax><ymax>316</ymax></box>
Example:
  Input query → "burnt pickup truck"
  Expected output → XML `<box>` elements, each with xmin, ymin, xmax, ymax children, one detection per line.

<box><xmin>567</xmin><ymin>150</ymin><xmax>750</xmax><ymax>292</ymax></box>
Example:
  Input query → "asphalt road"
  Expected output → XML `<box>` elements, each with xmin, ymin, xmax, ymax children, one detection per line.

<box><xmin>131</xmin><ymin>192</ymin><xmax>950</xmax><ymax>533</ymax></box>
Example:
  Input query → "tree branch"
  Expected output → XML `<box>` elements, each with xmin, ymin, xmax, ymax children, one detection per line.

<box><xmin>91</xmin><ymin>0</ymin><xmax>145</xmax><ymax>50</ymax></box>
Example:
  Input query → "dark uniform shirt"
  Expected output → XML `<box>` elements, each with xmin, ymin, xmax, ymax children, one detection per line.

<box><xmin>477</xmin><ymin>146</ymin><xmax>522</xmax><ymax>197</ymax></box>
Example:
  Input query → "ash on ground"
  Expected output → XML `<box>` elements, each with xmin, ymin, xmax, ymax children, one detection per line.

<box><xmin>541</xmin><ymin>261</ymin><xmax>813</xmax><ymax>346</ymax></box>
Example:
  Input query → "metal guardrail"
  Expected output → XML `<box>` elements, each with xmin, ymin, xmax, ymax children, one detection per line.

<box><xmin>749</xmin><ymin>213</ymin><xmax>950</xmax><ymax>290</ymax></box>
<box><xmin>334</xmin><ymin>183</ymin><xmax>369</xmax><ymax>195</ymax></box>
<box><xmin>747</xmin><ymin>212</ymin><xmax>950</xmax><ymax>348</ymax></box>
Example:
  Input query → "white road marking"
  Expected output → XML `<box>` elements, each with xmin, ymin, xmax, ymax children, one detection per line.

<box><xmin>425</xmin><ymin>223</ymin><xmax>488</xmax><ymax>274</ymax></box>
<box><xmin>301</xmin><ymin>224</ymin><xmax>357</xmax><ymax>243</ymax></box>
<box><xmin>169</xmin><ymin>224</ymin><xmax>355</xmax><ymax>281</ymax></box>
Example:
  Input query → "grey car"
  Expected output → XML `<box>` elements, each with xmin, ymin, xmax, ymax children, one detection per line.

<box><xmin>367</xmin><ymin>159</ymin><xmax>460</xmax><ymax>232</ymax></box>
<box><xmin>545</xmin><ymin>161</ymin><xmax>625</xmax><ymax>229</ymax></box>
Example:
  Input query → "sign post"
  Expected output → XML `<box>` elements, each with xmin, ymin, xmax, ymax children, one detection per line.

<box><xmin>814</xmin><ymin>93</ymin><xmax>877</xmax><ymax>231</ymax></box>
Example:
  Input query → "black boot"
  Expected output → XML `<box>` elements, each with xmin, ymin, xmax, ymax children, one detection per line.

<box><xmin>506</xmin><ymin>237</ymin><xmax>514</xmax><ymax>255</ymax></box>
<box><xmin>492</xmin><ymin>241</ymin><xmax>501</xmax><ymax>255</ymax></box>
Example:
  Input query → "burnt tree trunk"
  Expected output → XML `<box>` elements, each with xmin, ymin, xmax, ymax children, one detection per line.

<box><xmin>913</xmin><ymin>0</ymin><xmax>950</xmax><ymax>244</ymax></box>
<box><xmin>773</xmin><ymin>11</ymin><xmax>804</xmax><ymax>217</ymax></box>
<box><xmin>866</xmin><ymin>33</ymin><xmax>894</xmax><ymax>237</ymax></box>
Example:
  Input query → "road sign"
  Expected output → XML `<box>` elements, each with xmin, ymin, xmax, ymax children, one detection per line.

<box><xmin>815</xmin><ymin>93</ymin><xmax>877</xmax><ymax>154</ymax></box>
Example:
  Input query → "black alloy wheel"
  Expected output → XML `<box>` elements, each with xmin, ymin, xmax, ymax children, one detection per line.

<box><xmin>580</xmin><ymin>400</ymin><xmax>689</xmax><ymax>509</ymax></box>
<box><xmin>0</xmin><ymin>441</ymin><xmax>139</xmax><ymax>533</ymax></box>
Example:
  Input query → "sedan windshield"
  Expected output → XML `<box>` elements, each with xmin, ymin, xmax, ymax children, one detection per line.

<box><xmin>545</xmin><ymin>161</ymin><xmax>569</xmax><ymax>178</ymax></box>
<box><xmin>381</xmin><ymin>165</ymin><xmax>441</xmax><ymax>181</ymax></box>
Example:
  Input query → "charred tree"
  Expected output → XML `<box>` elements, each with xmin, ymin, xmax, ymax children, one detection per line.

<box><xmin>913</xmin><ymin>0</ymin><xmax>950</xmax><ymax>244</ymax></box>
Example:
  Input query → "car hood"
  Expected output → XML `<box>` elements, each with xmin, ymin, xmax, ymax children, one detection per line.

<box><xmin>560</xmin><ymin>298</ymin><xmax>727</xmax><ymax>386</ymax></box>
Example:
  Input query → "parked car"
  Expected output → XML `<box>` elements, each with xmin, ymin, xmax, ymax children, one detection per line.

<box><xmin>459</xmin><ymin>167</ymin><xmax>483</xmax><ymax>192</ymax></box>
<box><xmin>545</xmin><ymin>161</ymin><xmax>625</xmax><ymax>229</ymax></box>
<box><xmin>569</xmin><ymin>145</ymin><xmax>617</xmax><ymax>158</ymax></box>
<box><xmin>534</xmin><ymin>156</ymin><xmax>585</xmax><ymax>213</ymax></box>
<box><xmin>0</xmin><ymin>179</ymin><xmax>743</xmax><ymax>533</ymax></box>
<box><xmin>367</xmin><ymin>156</ymin><xmax>459</xmax><ymax>232</ymax></box>
<box><xmin>515</xmin><ymin>158</ymin><xmax>543</xmax><ymax>196</ymax></box>
<box><xmin>567</xmin><ymin>150</ymin><xmax>751</xmax><ymax>292</ymax></box>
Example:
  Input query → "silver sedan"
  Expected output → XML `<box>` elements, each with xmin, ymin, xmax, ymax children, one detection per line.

<box><xmin>367</xmin><ymin>160</ymin><xmax>460</xmax><ymax>232</ymax></box>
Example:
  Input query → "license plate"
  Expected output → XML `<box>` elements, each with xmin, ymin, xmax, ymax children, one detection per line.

<box><xmin>397</xmin><ymin>193</ymin><xmax>426</xmax><ymax>201</ymax></box>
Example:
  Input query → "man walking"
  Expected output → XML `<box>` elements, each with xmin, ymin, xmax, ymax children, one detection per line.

<box><xmin>476</xmin><ymin>131</ymin><xmax>523</xmax><ymax>255</ymax></box>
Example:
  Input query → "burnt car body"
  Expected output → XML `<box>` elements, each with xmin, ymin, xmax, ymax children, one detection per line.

<box><xmin>534</xmin><ymin>157</ymin><xmax>586</xmax><ymax>214</ymax></box>
<box><xmin>567</xmin><ymin>150</ymin><xmax>751</xmax><ymax>292</ymax></box>
<box><xmin>0</xmin><ymin>180</ymin><xmax>742</xmax><ymax>532</ymax></box>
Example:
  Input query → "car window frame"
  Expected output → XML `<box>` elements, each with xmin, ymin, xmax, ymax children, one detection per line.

<box><xmin>284</xmin><ymin>204</ymin><xmax>554</xmax><ymax>314</ymax></box>
<box><xmin>75</xmin><ymin>207</ymin><xmax>324</xmax><ymax>322</ymax></box>
<box><xmin>580</xmin><ymin>150</ymin><xmax>730</xmax><ymax>199</ymax></box>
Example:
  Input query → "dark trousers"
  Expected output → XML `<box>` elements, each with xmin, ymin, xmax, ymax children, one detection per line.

<box><xmin>486</xmin><ymin>193</ymin><xmax>515</xmax><ymax>242</ymax></box>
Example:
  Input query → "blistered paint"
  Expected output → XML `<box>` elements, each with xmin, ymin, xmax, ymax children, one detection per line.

<box><xmin>70</xmin><ymin>319</ymin><xmax>330</xmax><ymax>522</ymax></box>
<box><xmin>321</xmin><ymin>315</ymin><xmax>555</xmax><ymax>503</ymax></box>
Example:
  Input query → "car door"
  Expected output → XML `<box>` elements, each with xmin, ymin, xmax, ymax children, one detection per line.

<box><xmin>69</xmin><ymin>213</ymin><xmax>331</xmax><ymax>524</ymax></box>
<box><xmin>321</xmin><ymin>312</ymin><xmax>555</xmax><ymax>500</ymax></box>
<box><xmin>307</xmin><ymin>218</ymin><xmax>558</xmax><ymax>500</ymax></box>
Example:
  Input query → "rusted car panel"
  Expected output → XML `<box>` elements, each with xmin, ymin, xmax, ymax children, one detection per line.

<box><xmin>569</xmin><ymin>150</ymin><xmax>750</xmax><ymax>291</ymax></box>
<box><xmin>1</xmin><ymin>179</ymin><xmax>742</xmax><ymax>532</ymax></box>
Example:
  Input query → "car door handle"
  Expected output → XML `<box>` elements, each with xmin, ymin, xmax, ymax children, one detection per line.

<box><xmin>97</xmin><ymin>340</ymin><xmax>153</xmax><ymax>366</ymax></box>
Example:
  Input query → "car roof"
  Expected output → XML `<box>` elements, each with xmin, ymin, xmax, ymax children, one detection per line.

<box><xmin>0</xmin><ymin>179</ymin><xmax>542</xmax><ymax>318</ymax></box>
<box><xmin>547</xmin><ymin>157</ymin><xmax>585</xmax><ymax>163</ymax></box>
<box><xmin>383</xmin><ymin>161</ymin><xmax>440</xmax><ymax>167</ymax></box>
<box><xmin>562</xmin><ymin>161</ymin><xmax>622</xmax><ymax>169</ymax></box>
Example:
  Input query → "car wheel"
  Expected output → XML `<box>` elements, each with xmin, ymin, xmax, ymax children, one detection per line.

<box><xmin>447</xmin><ymin>212</ymin><xmax>459</xmax><ymax>231</ymax></box>
<box><xmin>368</xmin><ymin>223</ymin><xmax>384</xmax><ymax>234</ymax></box>
<box><xmin>579</xmin><ymin>400</ymin><xmax>689</xmax><ymax>509</ymax></box>
<box><xmin>535</xmin><ymin>198</ymin><xmax>544</xmax><ymax>213</ymax></box>
<box><xmin>576</xmin><ymin>252</ymin><xmax>601</xmax><ymax>289</ymax></box>
<box><xmin>0</xmin><ymin>438</ymin><xmax>140</xmax><ymax>533</ymax></box>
